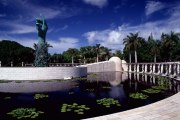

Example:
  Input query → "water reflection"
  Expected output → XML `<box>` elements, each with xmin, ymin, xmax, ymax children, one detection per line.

<box><xmin>0</xmin><ymin>81</ymin><xmax>78</xmax><ymax>93</ymax></box>
<box><xmin>0</xmin><ymin>72</ymin><xmax>179</xmax><ymax>94</ymax></box>
<box><xmin>87</xmin><ymin>72</ymin><xmax>128</xmax><ymax>86</ymax></box>
<box><xmin>128</xmin><ymin>73</ymin><xmax>180</xmax><ymax>92</ymax></box>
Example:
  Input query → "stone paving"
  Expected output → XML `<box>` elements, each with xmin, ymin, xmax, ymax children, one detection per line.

<box><xmin>85</xmin><ymin>92</ymin><xmax>180</xmax><ymax>120</ymax></box>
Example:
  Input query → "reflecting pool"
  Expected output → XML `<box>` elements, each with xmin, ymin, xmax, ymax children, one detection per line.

<box><xmin>0</xmin><ymin>72</ymin><xmax>179</xmax><ymax>120</ymax></box>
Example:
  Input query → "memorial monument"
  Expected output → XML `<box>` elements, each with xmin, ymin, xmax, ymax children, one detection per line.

<box><xmin>34</xmin><ymin>15</ymin><xmax>51</xmax><ymax>67</ymax></box>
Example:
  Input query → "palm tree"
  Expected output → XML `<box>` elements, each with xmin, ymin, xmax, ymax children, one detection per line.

<box><xmin>123</xmin><ymin>32</ymin><xmax>142</xmax><ymax>63</ymax></box>
<box><xmin>100</xmin><ymin>47</ymin><xmax>112</xmax><ymax>61</ymax></box>
<box><xmin>95</xmin><ymin>44</ymin><xmax>103</xmax><ymax>62</ymax></box>
<box><xmin>161</xmin><ymin>31</ymin><xmax>180</xmax><ymax>61</ymax></box>
<box><xmin>80</xmin><ymin>47</ymin><xmax>88</xmax><ymax>64</ymax></box>
<box><xmin>65</xmin><ymin>48</ymin><xmax>79</xmax><ymax>64</ymax></box>
<box><xmin>148</xmin><ymin>33</ymin><xmax>160</xmax><ymax>63</ymax></box>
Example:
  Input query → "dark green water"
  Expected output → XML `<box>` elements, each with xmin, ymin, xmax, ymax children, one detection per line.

<box><xmin>0</xmin><ymin>72</ymin><xmax>179</xmax><ymax>120</ymax></box>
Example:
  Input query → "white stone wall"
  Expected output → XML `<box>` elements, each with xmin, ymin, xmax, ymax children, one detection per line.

<box><xmin>80</xmin><ymin>57</ymin><xmax>125</xmax><ymax>73</ymax></box>
<box><xmin>0</xmin><ymin>67</ymin><xmax>87</xmax><ymax>80</ymax></box>
<box><xmin>80</xmin><ymin>61</ymin><xmax>116</xmax><ymax>73</ymax></box>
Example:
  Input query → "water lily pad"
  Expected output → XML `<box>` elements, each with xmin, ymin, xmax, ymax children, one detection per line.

<box><xmin>7</xmin><ymin>108</ymin><xmax>44</xmax><ymax>119</ymax></box>
<box><xmin>4</xmin><ymin>96</ymin><xmax>11</xmax><ymax>99</ymax></box>
<box><xmin>142</xmin><ymin>88</ymin><xmax>161</xmax><ymax>94</ymax></box>
<box><xmin>96</xmin><ymin>98</ymin><xmax>121</xmax><ymax>108</ymax></box>
<box><xmin>129</xmin><ymin>92</ymin><xmax>149</xmax><ymax>99</ymax></box>
<box><xmin>34</xmin><ymin>93</ymin><xmax>48</xmax><ymax>100</ymax></box>
<box><xmin>152</xmin><ymin>86</ymin><xmax>168</xmax><ymax>90</ymax></box>
<box><xmin>60</xmin><ymin>103</ymin><xmax>90</xmax><ymax>115</ymax></box>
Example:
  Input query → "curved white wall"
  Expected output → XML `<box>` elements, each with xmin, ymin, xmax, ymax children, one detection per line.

<box><xmin>80</xmin><ymin>57</ymin><xmax>126</xmax><ymax>73</ymax></box>
<box><xmin>0</xmin><ymin>67</ymin><xmax>87</xmax><ymax>80</ymax></box>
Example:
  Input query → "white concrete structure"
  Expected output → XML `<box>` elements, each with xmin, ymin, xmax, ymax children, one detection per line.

<box><xmin>81</xmin><ymin>57</ymin><xmax>124</xmax><ymax>73</ymax></box>
<box><xmin>0</xmin><ymin>67</ymin><xmax>87</xmax><ymax>80</ymax></box>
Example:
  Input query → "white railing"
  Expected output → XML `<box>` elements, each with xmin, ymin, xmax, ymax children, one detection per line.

<box><xmin>123</xmin><ymin>62</ymin><xmax>180</xmax><ymax>79</ymax></box>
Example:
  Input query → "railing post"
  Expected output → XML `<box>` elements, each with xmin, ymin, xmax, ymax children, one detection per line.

<box><xmin>169</xmin><ymin>63</ymin><xmax>172</xmax><ymax>76</ymax></box>
<box><xmin>157</xmin><ymin>64</ymin><xmax>161</xmax><ymax>75</ymax></box>
<box><xmin>22</xmin><ymin>62</ymin><xmax>24</xmax><ymax>67</ymax></box>
<box><xmin>129</xmin><ymin>64</ymin><xmax>132</xmax><ymax>72</ymax></box>
<box><xmin>160</xmin><ymin>63</ymin><xmax>163</xmax><ymax>75</ymax></box>
<box><xmin>149</xmin><ymin>64</ymin><xmax>153</xmax><ymax>74</ymax></box>
<box><xmin>153</xmin><ymin>63</ymin><xmax>155</xmax><ymax>73</ymax></box>
<box><xmin>0</xmin><ymin>61</ymin><xmax>1</xmax><ymax>67</ymax></box>
<box><xmin>177</xmin><ymin>63</ymin><xmax>180</xmax><ymax>78</ymax></box>
<box><xmin>165</xmin><ymin>64</ymin><xmax>168</xmax><ymax>76</ymax></box>
<box><xmin>137</xmin><ymin>64</ymin><xmax>139</xmax><ymax>73</ymax></box>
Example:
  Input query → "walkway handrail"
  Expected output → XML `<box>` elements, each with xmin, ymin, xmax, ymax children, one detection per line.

<box><xmin>24</xmin><ymin>63</ymin><xmax>85</xmax><ymax>67</ymax></box>
<box><xmin>123</xmin><ymin>62</ymin><xmax>180</xmax><ymax>80</ymax></box>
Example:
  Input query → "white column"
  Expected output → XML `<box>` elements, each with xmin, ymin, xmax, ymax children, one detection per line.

<box><xmin>149</xmin><ymin>64</ymin><xmax>153</xmax><ymax>74</ymax></box>
<box><xmin>0</xmin><ymin>61</ymin><xmax>1</xmax><ymax>67</ymax></box>
<box><xmin>137</xmin><ymin>64</ymin><xmax>139</xmax><ymax>73</ymax></box>
<box><xmin>165</xmin><ymin>64</ymin><xmax>168</xmax><ymax>76</ymax></box>
<box><xmin>153</xmin><ymin>64</ymin><xmax>155</xmax><ymax>73</ymax></box>
<box><xmin>145</xmin><ymin>64</ymin><xmax>147</xmax><ymax>73</ymax></box>
<box><xmin>169</xmin><ymin>63</ymin><xmax>172</xmax><ymax>76</ymax></box>
<box><xmin>161</xmin><ymin>63</ymin><xmax>164</xmax><ymax>75</ymax></box>
<box><xmin>177</xmin><ymin>63</ymin><xmax>180</xmax><ymax>77</ymax></box>
<box><xmin>22</xmin><ymin>62</ymin><xmax>24</xmax><ymax>67</ymax></box>
<box><xmin>129</xmin><ymin>64</ymin><xmax>132</xmax><ymax>72</ymax></box>
<box><xmin>157</xmin><ymin>64</ymin><xmax>160</xmax><ymax>74</ymax></box>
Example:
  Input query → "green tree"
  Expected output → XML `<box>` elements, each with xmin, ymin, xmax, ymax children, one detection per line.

<box><xmin>161</xmin><ymin>31</ymin><xmax>180</xmax><ymax>61</ymax></box>
<box><xmin>63</xmin><ymin>48</ymin><xmax>79</xmax><ymax>64</ymax></box>
<box><xmin>114</xmin><ymin>50</ymin><xmax>123</xmax><ymax>59</ymax></box>
<box><xmin>123</xmin><ymin>32</ymin><xmax>142</xmax><ymax>63</ymax></box>
<box><xmin>0</xmin><ymin>40</ymin><xmax>34</xmax><ymax>66</ymax></box>
<box><xmin>100</xmin><ymin>46</ymin><xmax>112</xmax><ymax>61</ymax></box>
<box><xmin>95</xmin><ymin>44</ymin><xmax>103</xmax><ymax>62</ymax></box>
<box><xmin>148</xmin><ymin>34</ymin><xmax>160</xmax><ymax>63</ymax></box>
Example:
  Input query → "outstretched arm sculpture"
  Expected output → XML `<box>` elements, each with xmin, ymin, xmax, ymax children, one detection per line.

<box><xmin>34</xmin><ymin>15</ymin><xmax>51</xmax><ymax>67</ymax></box>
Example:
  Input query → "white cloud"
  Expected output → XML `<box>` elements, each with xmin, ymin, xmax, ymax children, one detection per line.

<box><xmin>145</xmin><ymin>1</ymin><xmax>165</xmax><ymax>16</ymax></box>
<box><xmin>83</xmin><ymin>0</ymin><xmax>108</xmax><ymax>8</ymax></box>
<box><xmin>10</xmin><ymin>24</ymin><xmax>36</xmax><ymax>34</ymax></box>
<box><xmin>0</xmin><ymin>0</ymin><xmax>80</xmax><ymax>20</ymax></box>
<box><xmin>48</xmin><ymin>37</ymin><xmax>79</xmax><ymax>54</ymax></box>
<box><xmin>0</xmin><ymin>14</ymin><xmax>6</xmax><ymax>17</ymax></box>
<box><xmin>84</xmin><ymin>6</ymin><xmax>180</xmax><ymax>51</ymax></box>
<box><xmin>61</xmin><ymin>25</ymin><xmax>69</xmax><ymax>30</ymax></box>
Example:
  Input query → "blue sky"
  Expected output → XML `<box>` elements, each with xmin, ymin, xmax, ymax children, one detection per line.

<box><xmin>0</xmin><ymin>0</ymin><xmax>180</xmax><ymax>54</ymax></box>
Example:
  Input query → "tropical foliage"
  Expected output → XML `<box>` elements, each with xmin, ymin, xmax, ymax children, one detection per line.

<box><xmin>0</xmin><ymin>31</ymin><xmax>179</xmax><ymax>66</ymax></box>
<box><xmin>0</xmin><ymin>40</ymin><xmax>34</xmax><ymax>66</ymax></box>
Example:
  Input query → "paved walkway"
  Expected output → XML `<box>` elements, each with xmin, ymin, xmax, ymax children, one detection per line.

<box><xmin>85</xmin><ymin>92</ymin><xmax>180</xmax><ymax>120</ymax></box>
